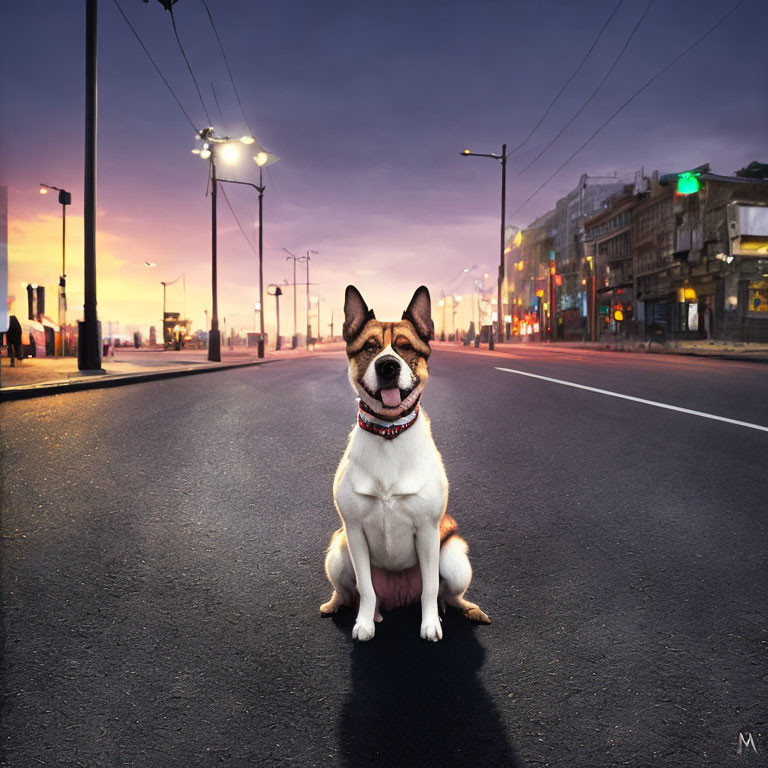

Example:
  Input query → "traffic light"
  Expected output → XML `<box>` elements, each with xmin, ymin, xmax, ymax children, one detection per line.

<box><xmin>676</xmin><ymin>172</ymin><xmax>700</xmax><ymax>195</ymax></box>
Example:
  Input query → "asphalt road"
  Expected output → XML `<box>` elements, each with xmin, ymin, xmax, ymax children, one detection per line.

<box><xmin>1</xmin><ymin>346</ymin><xmax>766</xmax><ymax>767</ymax></box>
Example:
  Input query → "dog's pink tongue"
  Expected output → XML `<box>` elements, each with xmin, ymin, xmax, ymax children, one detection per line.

<box><xmin>380</xmin><ymin>388</ymin><xmax>401</xmax><ymax>407</ymax></box>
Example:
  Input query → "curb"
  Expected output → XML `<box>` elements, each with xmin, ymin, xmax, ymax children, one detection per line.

<box><xmin>0</xmin><ymin>358</ymin><xmax>278</xmax><ymax>403</ymax></box>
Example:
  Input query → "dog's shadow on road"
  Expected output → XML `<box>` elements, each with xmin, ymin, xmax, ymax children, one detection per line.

<box><xmin>333</xmin><ymin>606</ymin><xmax>518</xmax><ymax>767</ymax></box>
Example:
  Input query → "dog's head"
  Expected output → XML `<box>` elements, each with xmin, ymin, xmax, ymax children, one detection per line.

<box><xmin>343</xmin><ymin>285</ymin><xmax>434</xmax><ymax>420</ymax></box>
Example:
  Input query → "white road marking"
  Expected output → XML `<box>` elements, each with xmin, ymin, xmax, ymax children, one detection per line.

<box><xmin>495</xmin><ymin>366</ymin><xmax>768</xmax><ymax>433</ymax></box>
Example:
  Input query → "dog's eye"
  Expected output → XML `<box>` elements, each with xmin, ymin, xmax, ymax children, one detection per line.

<box><xmin>364</xmin><ymin>340</ymin><xmax>379</xmax><ymax>352</ymax></box>
<box><xmin>395</xmin><ymin>339</ymin><xmax>412</xmax><ymax>351</ymax></box>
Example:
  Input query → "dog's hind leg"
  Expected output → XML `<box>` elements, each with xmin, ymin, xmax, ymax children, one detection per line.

<box><xmin>439</xmin><ymin>535</ymin><xmax>491</xmax><ymax>624</ymax></box>
<box><xmin>320</xmin><ymin>529</ymin><xmax>356</xmax><ymax>616</ymax></box>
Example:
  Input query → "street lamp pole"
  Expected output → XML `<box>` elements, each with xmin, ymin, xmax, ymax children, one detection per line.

<box><xmin>39</xmin><ymin>184</ymin><xmax>71</xmax><ymax>355</ymax></box>
<box><xmin>267</xmin><ymin>284</ymin><xmax>283</xmax><ymax>350</ymax></box>
<box><xmin>459</xmin><ymin>145</ymin><xmax>508</xmax><ymax>350</ymax></box>
<box><xmin>283</xmin><ymin>248</ymin><xmax>300</xmax><ymax>348</ymax></box>
<box><xmin>305</xmin><ymin>250</ymin><xmax>318</xmax><ymax>346</ymax></box>
<box><xmin>208</xmin><ymin>143</ymin><xmax>221</xmax><ymax>361</ymax></box>
<box><xmin>80</xmin><ymin>0</ymin><xmax>102</xmax><ymax>371</ymax></box>
<box><xmin>160</xmin><ymin>273</ymin><xmax>183</xmax><ymax>348</ymax></box>
<box><xmin>257</xmin><ymin>164</ymin><xmax>265</xmax><ymax>357</ymax></box>
<box><xmin>194</xmin><ymin>130</ymin><xmax>273</xmax><ymax>361</ymax></box>
<box><xmin>499</xmin><ymin>143</ymin><xmax>507</xmax><ymax>343</ymax></box>
<box><xmin>217</xmin><ymin>157</ymin><xmax>269</xmax><ymax>358</ymax></box>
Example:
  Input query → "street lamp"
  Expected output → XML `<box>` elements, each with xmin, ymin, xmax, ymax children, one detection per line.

<box><xmin>160</xmin><ymin>273</ymin><xmax>184</xmax><ymax>348</ymax></box>
<box><xmin>267</xmin><ymin>283</ymin><xmax>283</xmax><ymax>350</ymax></box>
<box><xmin>460</xmin><ymin>145</ymin><xmax>507</xmax><ymax>349</ymax></box>
<box><xmin>39</xmin><ymin>183</ymin><xmax>71</xmax><ymax>355</ymax></box>
<box><xmin>192</xmin><ymin>128</ymin><xmax>276</xmax><ymax>361</ymax></box>
<box><xmin>211</xmin><ymin>150</ymin><xmax>277</xmax><ymax>358</ymax></box>
<box><xmin>305</xmin><ymin>250</ymin><xmax>318</xmax><ymax>346</ymax></box>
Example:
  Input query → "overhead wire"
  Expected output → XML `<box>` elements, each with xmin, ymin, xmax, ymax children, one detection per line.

<box><xmin>199</xmin><ymin>0</ymin><xmax>282</xmax><ymax>199</ymax></box>
<box><xmin>167</xmin><ymin>4</ymin><xmax>214</xmax><ymax>127</ymax></box>
<box><xmin>219</xmin><ymin>185</ymin><xmax>259</xmax><ymax>255</ymax></box>
<box><xmin>210</xmin><ymin>81</ymin><xmax>230</xmax><ymax>135</ymax></box>
<box><xmin>115</xmin><ymin>0</ymin><xmax>263</xmax><ymax>261</ymax></box>
<box><xmin>112</xmin><ymin>0</ymin><xmax>199</xmax><ymax>132</ymax></box>
<box><xmin>517</xmin><ymin>0</ymin><xmax>654</xmax><ymax>175</ymax></box>
<box><xmin>507</xmin><ymin>0</ymin><xmax>625</xmax><ymax>159</ymax></box>
<box><xmin>200</xmin><ymin>0</ymin><xmax>256</xmax><ymax>140</ymax></box>
<box><xmin>508</xmin><ymin>0</ymin><xmax>746</xmax><ymax>222</ymax></box>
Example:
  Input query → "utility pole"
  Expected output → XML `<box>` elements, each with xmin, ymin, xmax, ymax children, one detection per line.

<box><xmin>459</xmin><ymin>144</ymin><xmax>507</xmax><ymax>349</ymax></box>
<box><xmin>79</xmin><ymin>0</ymin><xmax>102</xmax><ymax>371</ymax></box>
<box><xmin>499</xmin><ymin>142</ymin><xmax>507</xmax><ymax>345</ymax></box>
<box><xmin>283</xmin><ymin>248</ymin><xmax>300</xmax><ymax>348</ymax></box>
<box><xmin>208</xmin><ymin>144</ymin><xmax>221</xmax><ymax>361</ymax></box>
<box><xmin>305</xmin><ymin>251</ymin><xmax>311</xmax><ymax>345</ymax></box>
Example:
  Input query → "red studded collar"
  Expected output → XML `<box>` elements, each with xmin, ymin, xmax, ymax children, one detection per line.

<box><xmin>357</xmin><ymin>405</ymin><xmax>420</xmax><ymax>440</ymax></box>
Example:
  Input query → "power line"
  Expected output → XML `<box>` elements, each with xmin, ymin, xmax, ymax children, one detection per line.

<box><xmin>508</xmin><ymin>0</ymin><xmax>745</xmax><ymax>222</ymax></box>
<box><xmin>517</xmin><ymin>0</ymin><xmax>654</xmax><ymax>175</ymax></box>
<box><xmin>167</xmin><ymin>4</ymin><xmax>214</xmax><ymax>127</ymax></box>
<box><xmin>507</xmin><ymin>0</ymin><xmax>624</xmax><ymax>159</ymax></box>
<box><xmin>112</xmin><ymin>0</ymin><xmax>198</xmax><ymax>131</ymax></box>
<box><xmin>219</xmin><ymin>184</ymin><xmax>258</xmax><ymax>255</ymax></box>
<box><xmin>200</xmin><ymin>0</ymin><xmax>258</xmax><ymax>140</ymax></box>
<box><xmin>199</xmin><ymin>1</ymin><xmax>282</xmax><ymax>200</ymax></box>
<box><xmin>210</xmin><ymin>81</ymin><xmax>230</xmax><ymax>135</ymax></box>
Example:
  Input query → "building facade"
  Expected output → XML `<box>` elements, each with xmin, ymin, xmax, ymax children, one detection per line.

<box><xmin>508</xmin><ymin>163</ymin><xmax>768</xmax><ymax>343</ymax></box>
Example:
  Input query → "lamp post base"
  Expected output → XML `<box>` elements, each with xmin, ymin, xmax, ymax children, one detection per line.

<box><xmin>208</xmin><ymin>329</ymin><xmax>221</xmax><ymax>362</ymax></box>
<box><xmin>291</xmin><ymin>335</ymin><xmax>298</xmax><ymax>350</ymax></box>
<box><xmin>257</xmin><ymin>338</ymin><xmax>265</xmax><ymax>358</ymax></box>
<box><xmin>77</xmin><ymin>319</ymin><xmax>102</xmax><ymax>372</ymax></box>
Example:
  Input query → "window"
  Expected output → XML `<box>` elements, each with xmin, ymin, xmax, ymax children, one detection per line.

<box><xmin>748</xmin><ymin>279</ymin><xmax>768</xmax><ymax>314</ymax></box>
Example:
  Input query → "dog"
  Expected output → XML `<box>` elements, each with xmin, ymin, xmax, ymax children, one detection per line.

<box><xmin>319</xmin><ymin>285</ymin><xmax>490</xmax><ymax>642</ymax></box>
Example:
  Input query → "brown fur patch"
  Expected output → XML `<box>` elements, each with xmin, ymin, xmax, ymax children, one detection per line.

<box><xmin>464</xmin><ymin>606</ymin><xmax>491</xmax><ymax>624</ymax></box>
<box><xmin>439</xmin><ymin>513</ymin><xmax>459</xmax><ymax>544</ymax></box>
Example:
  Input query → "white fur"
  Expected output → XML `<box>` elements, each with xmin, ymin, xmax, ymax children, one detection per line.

<box><xmin>323</xmin><ymin>335</ymin><xmax>488</xmax><ymax>641</ymax></box>
<box><xmin>333</xmin><ymin>409</ymin><xmax>447</xmax><ymax>641</ymax></box>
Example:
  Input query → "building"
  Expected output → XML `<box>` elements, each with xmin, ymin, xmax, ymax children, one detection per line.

<box><xmin>637</xmin><ymin>166</ymin><xmax>768</xmax><ymax>341</ymax></box>
<box><xmin>505</xmin><ymin>174</ymin><xmax>626</xmax><ymax>339</ymax></box>
<box><xmin>583</xmin><ymin>184</ymin><xmax>638</xmax><ymax>340</ymax></box>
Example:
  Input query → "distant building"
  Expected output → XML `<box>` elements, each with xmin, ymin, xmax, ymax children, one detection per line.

<box><xmin>510</xmin><ymin>164</ymin><xmax>768</xmax><ymax>343</ymax></box>
<box><xmin>505</xmin><ymin>173</ymin><xmax>626</xmax><ymax>339</ymax></box>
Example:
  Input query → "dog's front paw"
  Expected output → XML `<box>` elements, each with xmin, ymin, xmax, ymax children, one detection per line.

<box><xmin>352</xmin><ymin>619</ymin><xmax>376</xmax><ymax>641</ymax></box>
<box><xmin>420</xmin><ymin>618</ymin><xmax>443</xmax><ymax>642</ymax></box>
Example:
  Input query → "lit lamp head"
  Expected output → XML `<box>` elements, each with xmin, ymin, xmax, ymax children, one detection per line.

<box><xmin>254</xmin><ymin>152</ymin><xmax>269</xmax><ymax>167</ymax></box>
<box><xmin>461</xmin><ymin>149</ymin><xmax>471</xmax><ymax>156</ymax></box>
<box><xmin>240</xmin><ymin>136</ymin><xmax>256</xmax><ymax>145</ymax></box>
<box><xmin>39</xmin><ymin>186</ymin><xmax>48</xmax><ymax>194</ymax></box>
<box><xmin>220</xmin><ymin>142</ymin><xmax>240</xmax><ymax>164</ymax></box>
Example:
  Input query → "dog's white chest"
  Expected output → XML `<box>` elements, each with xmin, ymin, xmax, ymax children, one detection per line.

<box><xmin>333</xmin><ymin>411</ymin><xmax>448</xmax><ymax>570</ymax></box>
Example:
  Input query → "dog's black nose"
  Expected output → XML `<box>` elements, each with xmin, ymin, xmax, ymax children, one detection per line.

<box><xmin>375</xmin><ymin>355</ymin><xmax>401</xmax><ymax>382</ymax></box>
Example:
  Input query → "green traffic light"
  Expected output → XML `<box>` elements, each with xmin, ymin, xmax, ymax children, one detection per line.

<box><xmin>677</xmin><ymin>172</ymin><xmax>701</xmax><ymax>195</ymax></box>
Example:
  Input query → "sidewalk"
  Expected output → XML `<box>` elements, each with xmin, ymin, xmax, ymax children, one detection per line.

<box><xmin>433</xmin><ymin>338</ymin><xmax>768</xmax><ymax>362</ymax></box>
<box><xmin>0</xmin><ymin>343</ymin><xmax>345</xmax><ymax>401</ymax></box>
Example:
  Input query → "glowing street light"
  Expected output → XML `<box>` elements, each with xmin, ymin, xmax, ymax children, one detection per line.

<box><xmin>192</xmin><ymin>128</ymin><xmax>277</xmax><ymax>361</ymax></box>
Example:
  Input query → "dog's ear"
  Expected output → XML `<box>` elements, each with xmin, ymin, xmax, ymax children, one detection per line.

<box><xmin>343</xmin><ymin>285</ymin><xmax>375</xmax><ymax>342</ymax></box>
<box><xmin>402</xmin><ymin>285</ymin><xmax>434</xmax><ymax>342</ymax></box>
